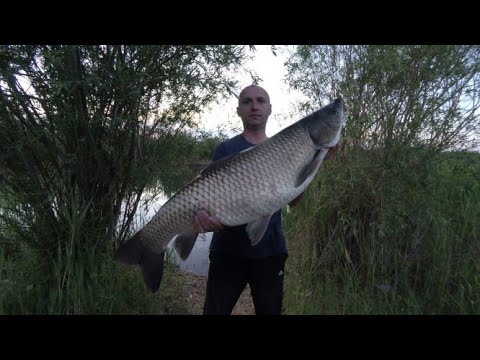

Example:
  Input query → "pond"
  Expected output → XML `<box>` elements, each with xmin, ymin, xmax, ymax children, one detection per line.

<box><xmin>166</xmin><ymin>232</ymin><xmax>212</xmax><ymax>277</ymax></box>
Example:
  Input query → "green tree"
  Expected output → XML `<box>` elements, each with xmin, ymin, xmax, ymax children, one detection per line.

<box><xmin>285</xmin><ymin>45</ymin><xmax>480</xmax><ymax>152</ymax></box>
<box><xmin>0</xmin><ymin>45</ymin><xmax>250</xmax><ymax>308</ymax></box>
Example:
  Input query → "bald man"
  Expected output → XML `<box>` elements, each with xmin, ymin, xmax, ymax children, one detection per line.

<box><xmin>192</xmin><ymin>85</ymin><xmax>289</xmax><ymax>315</ymax></box>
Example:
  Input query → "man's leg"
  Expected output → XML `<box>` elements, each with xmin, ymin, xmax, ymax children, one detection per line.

<box><xmin>203</xmin><ymin>253</ymin><xmax>248</xmax><ymax>315</ymax></box>
<box><xmin>248</xmin><ymin>254</ymin><xmax>288</xmax><ymax>315</ymax></box>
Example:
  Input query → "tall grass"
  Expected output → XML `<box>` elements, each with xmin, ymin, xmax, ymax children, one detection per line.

<box><xmin>283</xmin><ymin>148</ymin><xmax>480</xmax><ymax>314</ymax></box>
<box><xmin>0</xmin><ymin>193</ymin><xmax>189</xmax><ymax>314</ymax></box>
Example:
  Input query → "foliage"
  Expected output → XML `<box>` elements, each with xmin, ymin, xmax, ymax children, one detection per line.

<box><xmin>284</xmin><ymin>150</ymin><xmax>480</xmax><ymax>314</ymax></box>
<box><xmin>282</xmin><ymin>45</ymin><xmax>480</xmax><ymax>313</ymax></box>
<box><xmin>144</xmin><ymin>129</ymin><xmax>227</xmax><ymax>197</ymax></box>
<box><xmin>0</xmin><ymin>45</ymin><xmax>249</xmax><ymax>313</ymax></box>
<box><xmin>285</xmin><ymin>45</ymin><xmax>480</xmax><ymax>152</ymax></box>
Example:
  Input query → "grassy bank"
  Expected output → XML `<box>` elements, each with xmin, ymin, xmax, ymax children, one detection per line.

<box><xmin>283</xmin><ymin>149</ymin><xmax>479</xmax><ymax>314</ymax></box>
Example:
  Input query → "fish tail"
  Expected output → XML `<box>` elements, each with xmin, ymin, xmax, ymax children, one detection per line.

<box><xmin>114</xmin><ymin>231</ymin><xmax>165</xmax><ymax>293</ymax></box>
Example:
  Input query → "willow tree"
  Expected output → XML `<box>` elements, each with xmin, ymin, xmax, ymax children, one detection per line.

<box><xmin>0</xmin><ymin>45</ymin><xmax>250</xmax><ymax>284</ymax></box>
<box><xmin>285</xmin><ymin>45</ymin><xmax>480</xmax><ymax>152</ymax></box>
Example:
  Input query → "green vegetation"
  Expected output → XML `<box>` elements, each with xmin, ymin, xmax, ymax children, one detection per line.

<box><xmin>283</xmin><ymin>149</ymin><xmax>479</xmax><ymax>314</ymax></box>
<box><xmin>282</xmin><ymin>45</ymin><xmax>480</xmax><ymax>314</ymax></box>
<box><xmin>0</xmin><ymin>45</ymin><xmax>245</xmax><ymax>314</ymax></box>
<box><xmin>0</xmin><ymin>129</ymin><xmax>222</xmax><ymax>314</ymax></box>
<box><xmin>1</xmin><ymin>45</ymin><xmax>479</xmax><ymax>314</ymax></box>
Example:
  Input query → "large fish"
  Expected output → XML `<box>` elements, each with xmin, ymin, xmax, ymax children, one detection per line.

<box><xmin>114</xmin><ymin>98</ymin><xmax>346</xmax><ymax>293</ymax></box>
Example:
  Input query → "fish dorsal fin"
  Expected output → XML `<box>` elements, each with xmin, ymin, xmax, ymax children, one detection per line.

<box><xmin>295</xmin><ymin>149</ymin><xmax>328</xmax><ymax>188</ymax></box>
<box><xmin>174</xmin><ymin>231</ymin><xmax>198</xmax><ymax>260</ymax></box>
<box><xmin>246</xmin><ymin>214</ymin><xmax>273</xmax><ymax>246</ymax></box>
<box><xmin>200</xmin><ymin>147</ymin><xmax>255</xmax><ymax>176</ymax></box>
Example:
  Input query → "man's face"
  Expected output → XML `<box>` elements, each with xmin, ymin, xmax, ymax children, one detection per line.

<box><xmin>237</xmin><ymin>86</ymin><xmax>272</xmax><ymax>130</ymax></box>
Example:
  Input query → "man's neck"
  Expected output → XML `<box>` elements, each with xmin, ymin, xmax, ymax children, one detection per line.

<box><xmin>241</xmin><ymin>130</ymin><xmax>267</xmax><ymax>145</ymax></box>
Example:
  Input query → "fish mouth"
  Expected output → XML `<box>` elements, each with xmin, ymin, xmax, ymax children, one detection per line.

<box><xmin>334</xmin><ymin>97</ymin><xmax>344</xmax><ymax>108</ymax></box>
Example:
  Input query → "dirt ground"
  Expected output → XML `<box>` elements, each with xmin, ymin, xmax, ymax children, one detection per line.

<box><xmin>182</xmin><ymin>271</ymin><xmax>255</xmax><ymax>315</ymax></box>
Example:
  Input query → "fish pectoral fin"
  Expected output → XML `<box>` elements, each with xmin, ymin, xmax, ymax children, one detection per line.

<box><xmin>295</xmin><ymin>149</ymin><xmax>328</xmax><ymax>188</ymax></box>
<box><xmin>174</xmin><ymin>231</ymin><xmax>198</xmax><ymax>260</ymax></box>
<box><xmin>246</xmin><ymin>214</ymin><xmax>273</xmax><ymax>247</ymax></box>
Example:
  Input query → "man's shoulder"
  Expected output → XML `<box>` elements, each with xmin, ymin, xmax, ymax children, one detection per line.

<box><xmin>219</xmin><ymin>134</ymin><xmax>244</xmax><ymax>147</ymax></box>
<box><xmin>213</xmin><ymin>134</ymin><xmax>253</xmax><ymax>160</ymax></box>
<box><xmin>216</xmin><ymin>135</ymin><xmax>245</xmax><ymax>152</ymax></box>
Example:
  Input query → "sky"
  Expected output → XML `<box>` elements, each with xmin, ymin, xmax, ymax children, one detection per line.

<box><xmin>197</xmin><ymin>45</ymin><xmax>308</xmax><ymax>138</ymax></box>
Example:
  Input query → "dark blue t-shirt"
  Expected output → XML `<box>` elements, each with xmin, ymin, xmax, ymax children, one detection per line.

<box><xmin>209</xmin><ymin>134</ymin><xmax>288</xmax><ymax>258</ymax></box>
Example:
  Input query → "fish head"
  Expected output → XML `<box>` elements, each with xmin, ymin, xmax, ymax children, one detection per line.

<box><xmin>305</xmin><ymin>98</ymin><xmax>346</xmax><ymax>148</ymax></box>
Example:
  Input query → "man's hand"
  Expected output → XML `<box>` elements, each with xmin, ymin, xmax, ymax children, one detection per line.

<box><xmin>193</xmin><ymin>209</ymin><xmax>224</xmax><ymax>233</ymax></box>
